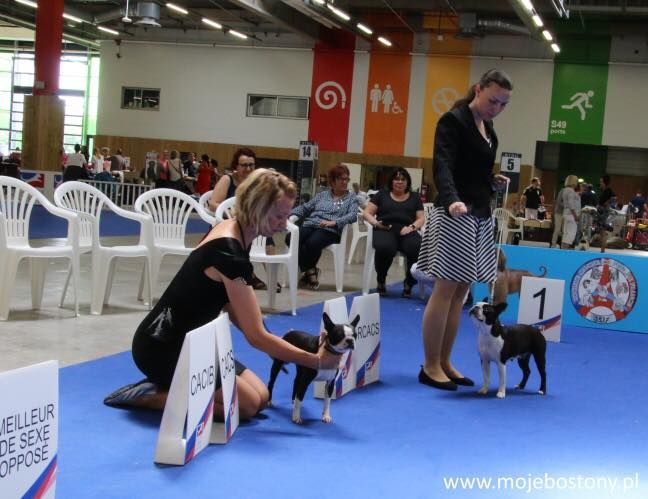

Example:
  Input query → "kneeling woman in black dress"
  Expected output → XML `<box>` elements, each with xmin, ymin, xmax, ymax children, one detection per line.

<box><xmin>108</xmin><ymin>169</ymin><xmax>341</xmax><ymax>420</ymax></box>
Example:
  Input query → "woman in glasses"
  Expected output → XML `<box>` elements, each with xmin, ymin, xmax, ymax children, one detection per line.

<box><xmin>208</xmin><ymin>147</ymin><xmax>256</xmax><ymax>213</ymax></box>
<box><xmin>363</xmin><ymin>167</ymin><xmax>424</xmax><ymax>297</ymax></box>
<box><xmin>290</xmin><ymin>164</ymin><xmax>358</xmax><ymax>290</ymax></box>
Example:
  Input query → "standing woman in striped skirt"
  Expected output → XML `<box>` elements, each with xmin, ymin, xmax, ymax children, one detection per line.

<box><xmin>417</xmin><ymin>69</ymin><xmax>513</xmax><ymax>390</ymax></box>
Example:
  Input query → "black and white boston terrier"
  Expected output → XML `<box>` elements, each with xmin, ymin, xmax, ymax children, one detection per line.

<box><xmin>267</xmin><ymin>312</ymin><xmax>359</xmax><ymax>424</ymax></box>
<box><xmin>469</xmin><ymin>302</ymin><xmax>547</xmax><ymax>398</ymax></box>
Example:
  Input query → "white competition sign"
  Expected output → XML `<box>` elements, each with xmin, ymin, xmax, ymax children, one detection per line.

<box><xmin>210</xmin><ymin>314</ymin><xmax>239</xmax><ymax>445</ymax></box>
<box><xmin>0</xmin><ymin>361</ymin><xmax>58</xmax><ymax>499</ymax></box>
<box><xmin>500</xmin><ymin>152</ymin><xmax>521</xmax><ymax>173</ymax></box>
<box><xmin>350</xmin><ymin>293</ymin><xmax>381</xmax><ymax>387</ymax></box>
<box><xmin>314</xmin><ymin>297</ymin><xmax>352</xmax><ymax>400</ymax></box>
<box><xmin>518</xmin><ymin>276</ymin><xmax>565</xmax><ymax>342</ymax></box>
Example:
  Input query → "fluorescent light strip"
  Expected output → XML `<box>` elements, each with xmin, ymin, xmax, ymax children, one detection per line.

<box><xmin>357</xmin><ymin>23</ymin><xmax>373</xmax><ymax>35</ymax></box>
<box><xmin>16</xmin><ymin>0</ymin><xmax>38</xmax><ymax>8</ymax></box>
<box><xmin>327</xmin><ymin>4</ymin><xmax>350</xmax><ymax>22</ymax></box>
<box><xmin>551</xmin><ymin>43</ymin><xmax>560</xmax><ymax>53</ymax></box>
<box><xmin>377</xmin><ymin>36</ymin><xmax>392</xmax><ymax>47</ymax></box>
<box><xmin>312</xmin><ymin>0</ymin><xmax>325</xmax><ymax>4</ymax></box>
<box><xmin>202</xmin><ymin>18</ymin><xmax>222</xmax><ymax>30</ymax></box>
<box><xmin>166</xmin><ymin>3</ymin><xmax>188</xmax><ymax>15</ymax></box>
<box><xmin>98</xmin><ymin>26</ymin><xmax>120</xmax><ymax>36</ymax></box>
<box><xmin>519</xmin><ymin>0</ymin><xmax>534</xmax><ymax>11</ymax></box>
<box><xmin>531</xmin><ymin>14</ymin><xmax>543</xmax><ymax>27</ymax></box>
<box><xmin>63</xmin><ymin>13</ymin><xmax>84</xmax><ymax>23</ymax></box>
<box><xmin>228</xmin><ymin>29</ymin><xmax>248</xmax><ymax>40</ymax></box>
<box><xmin>542</xmin><ymin>30</ymin><xmax>553</xmax><ymax>41</ymax></box>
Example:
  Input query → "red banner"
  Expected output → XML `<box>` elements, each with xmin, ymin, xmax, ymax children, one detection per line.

<box><xmin>308</xmin><ymin>46</ymin><xmax>354</xmax><ymax>152</ymax></box>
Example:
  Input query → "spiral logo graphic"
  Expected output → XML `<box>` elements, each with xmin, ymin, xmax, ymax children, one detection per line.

<box><xmin>315</xmin><ymin>81</ymin><xmax>347</xmax><ymax>110</ymax></box>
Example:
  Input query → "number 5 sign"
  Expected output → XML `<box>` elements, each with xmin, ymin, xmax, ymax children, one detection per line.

<box><xmin>518</xmin><ymin>276</ymin><xmax>564</xmax><ymax>342</ymax></box>
<box><xmin>500</xmin><ymin>152</ymin><xmax>521</xmax><ymax>173</ymax></box>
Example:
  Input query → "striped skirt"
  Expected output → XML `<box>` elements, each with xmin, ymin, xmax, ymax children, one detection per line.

<box><xmin>417</xmin><ymin>206</ymin><xmax>497</xmax><ymax>283</ymax></box>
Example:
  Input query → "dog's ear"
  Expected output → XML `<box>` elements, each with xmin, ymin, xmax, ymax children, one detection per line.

<box><xmin>322</xmin><ymin>312</ymin><xmax>335</xmax><ymax>332</ymax></box>
<box><xmin>350</xmin><ymin>315</ymin><xmax>360</xmax><ymax>328</ymax></box>
<box><xmin>494</xmin><ymin>302</ymin><xmax>508</xmax><ymax>316</ymax></box>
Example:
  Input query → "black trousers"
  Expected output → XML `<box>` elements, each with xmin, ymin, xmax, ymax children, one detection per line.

<box><xmin>297</xmin><ymin>226</ymin><xmax>340</xmax><ymax>272</ymax></box>
<box><xmin>373</xmin><ymin>228</ymin><xmax>421</xmax><ymax>285</ymax></box>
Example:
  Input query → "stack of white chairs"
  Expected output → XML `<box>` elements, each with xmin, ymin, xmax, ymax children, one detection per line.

<box><xmin>217</xmin><ymin>197</ymin><xmax>299</xmax><ymax>314</ymax></box>
<box><xmin>134</xmin><ymin>188</ymin><xmax>215</xmax><ymax>301</ymax></box>
<box><xmin>54</xmin><ymin>181</ymin><xmax>153</xmax><ymax>315</ymax></box>
<box><xmin>0</xmin><ymin>176</ymin><xmax>81</xmax><ymax>320</ymax></box>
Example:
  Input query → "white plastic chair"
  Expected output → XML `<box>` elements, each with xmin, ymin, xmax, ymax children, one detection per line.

<box><xmin>199</xmin><ymin>189</ymin><xmax>215</xmax><ymax>219</ymax></box>
<box><xmin>493</xmin><ymin>208</ymin><xmax>524</xmax><ymax>244</ymax></box>
<box><xmin>134</xmin><ymin>188</ymin><xmax>214</xmax><ymax>300</ymax></box>
<box><xmin>54</xmin><ymin>181</ymin><xmax>153</xmax><ymax>315</ymax></box>
<box><xmin>347</xmin><ymin>209</ymin><xmax>368</xmax><ymax>265</ymax></box>
<box><xmin>0</xmin><ymin>176</ymin><xmax>80</xmax><ymax>320</ymax></box>
<box><xmin>214</xmin><ymin>196</ymin><xmax>236</xmax><ymax>224</ymax></box>
<box><xmin>250</xmin><ymin>221</ymin><xmax>299</xmax><ymax>315</ymax></box>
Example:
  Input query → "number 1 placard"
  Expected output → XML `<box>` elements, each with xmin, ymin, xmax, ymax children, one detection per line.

<box><xmin>518</xmin><ymin>276</ymin><xmax>564</xmax><ymax>342</ymax></box>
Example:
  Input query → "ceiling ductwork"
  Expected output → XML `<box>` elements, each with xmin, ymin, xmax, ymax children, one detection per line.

<box><xmin>457</xmin><ymin>12</ymin><xmax>529</xmax><ymax>38</ymax></box>
<box><xmin>135</xmin><ymin>2</ymin><xmax>161</xmax><ymax>28</ymax></box>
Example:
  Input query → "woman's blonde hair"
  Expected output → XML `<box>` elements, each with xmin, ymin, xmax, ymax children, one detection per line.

<box><xmin>235</xmin><ymin>168</ymin><xmax>297</xmax><ymax>231</ymax></box>
<box><xmin>564</xmin><ymin>175</ymin><xmax>579</xmax><ymax>188</ymax></box>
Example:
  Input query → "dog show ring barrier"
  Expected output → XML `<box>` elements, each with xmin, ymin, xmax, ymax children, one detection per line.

<box><xmin>0</xmin><ymin>361</ymin><xmax>59</xmax><ymax>499</ymax></box>
<box><xmin>154</xmin><ymin>314</ymin><xmax>239</xmax><ymax>466</ymax></box>
<box><xmin>314</xmin><ymin>293</ymin><xmax>381</xmax><ymax>400</ymax></box>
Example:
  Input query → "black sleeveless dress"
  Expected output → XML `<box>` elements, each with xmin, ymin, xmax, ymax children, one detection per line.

<box><xmin>132</xmin><ymin>237</ymin><xmax>253</xmax><ymax>388</ymax></box>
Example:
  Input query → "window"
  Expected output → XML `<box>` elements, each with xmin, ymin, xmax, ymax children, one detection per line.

<box><xmin>246</xmin><ymin>94</ymin><xmax>309</xmax><ymax>119</ymax></box>
<box><xmin>121</xmin><ymin>87</ymin><xmax>160</xmax><ymax>110</ymax></box>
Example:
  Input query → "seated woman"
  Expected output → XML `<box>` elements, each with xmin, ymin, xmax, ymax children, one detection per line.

<box><xmin>363</xmin><ymin>168</ymin><xmax>425</xmax><ymax>297</ymax></box>
<box><xmin>290</xmin><ymin>164</ymin><xmax>358</xmax><ymax>290</ymax></box>
<box><xmin>104</xmin><ymin>169</ymin><xmax>341</xmax><ymax>420</ymax></box>
<box><xmin>208</xmin><ymin>147</ymin><xmax>269</xmax><ymax>290</ymax></box>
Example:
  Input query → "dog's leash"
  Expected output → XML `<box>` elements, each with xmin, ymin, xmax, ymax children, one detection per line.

<box><xmin>490</xmin><ymin>177</ymin><xmax>510</xmax><ymax>304</ymax></box>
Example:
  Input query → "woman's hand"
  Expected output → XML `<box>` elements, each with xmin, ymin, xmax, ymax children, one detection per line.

<box><xmin>400</xmin><ymin>224</ymin><xmax>416</xmax><ymax>236</ymax></box>
<box><xmin>493</xmin><ymin>174</ymin><xmax>510</xmax><ymax>192</ymax></box>
<box><xmin>317</xmin><ymin>342</ymin><xmax>342</xmax><ymax>370</ymax></box>
<box><xmin>448</xmin><ymin>201</ymin><xmax>468</xmax><ymax>217</ymax></box>
<box><xmin>319</xmin><ymin>220</ymin><xmax>337</xmax><ymax>228</ymax></box>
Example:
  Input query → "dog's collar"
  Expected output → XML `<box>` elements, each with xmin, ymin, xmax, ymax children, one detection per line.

<box><xmin>324</xmin><ymin>343</ymin><xmax>342</xmax><ymax>355</ymax></box>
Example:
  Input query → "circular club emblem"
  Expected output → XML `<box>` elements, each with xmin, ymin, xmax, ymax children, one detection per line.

<box><xmin>571</xmin><ymin>258</ymin><xmax>637</xmax><ymax>324</ymax></box>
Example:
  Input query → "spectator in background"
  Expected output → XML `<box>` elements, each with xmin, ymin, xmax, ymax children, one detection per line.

<box><xmin>183</xmin><ymin>152</ymin><xmax>199</xmax><ymax>177</ymax></box>
<box><xmin>520</xmin><ymin>177</ymin><xmax>544</xmax><ymax>219</ymax></box>
<box><xmin>362</xmin><ymin>168</ymin><xmax>424</xmax><ymax>297</ymax></box>
<box><xmin>63</xmin><ymin>160</ymin><xmax>89</xmax><ymax>182</ymax></box>
<box><xmin>111</xmin><ymin>148</ymin><xmax>127</xmax><ymax>171</ymax></box>
<box><xmin>155</xmin><ymin>150</ymin><xmax>169</xmax><ymax>189</ymax></box>
<box><xmin>630</xmin><ymin>192</ymin><xmax>647</xmax><ymax>218</ymax></box>
<box><xmin>290</xmin><ymin>164</ymin><xmax>358</xmax><ymax>290</ymax></box>
<box><xmin>65</xmin><ymin>144</ymin><xmax>85</xmax><ymax>168</ymax></box>
<box><xmin>195</xmin><ymin>154</ymin><xmax>215</xmax><ymax>195</ymax></box>
<box><xmin>90</xmin><ymin>147</ymin><xmax>104</xmax><ymax>174</ymax></box>
<box><xmin>560</xmin><ymin>175</ymin><xmax>581</xmax><ymax>250</ymax></box>
<box><xmin>209</xmin><ymin>148</ymin><xmax>256</xmax><ymax>213</ymax></box>
<box><xmin>352</xmin><ymin>182</ymin><xmax>369</xmax><ymax>208</ymax></box>
<box><xmin>580</xmin><ymin>183</ymin><xmax>598</xmax><ymax>207</ymax></box>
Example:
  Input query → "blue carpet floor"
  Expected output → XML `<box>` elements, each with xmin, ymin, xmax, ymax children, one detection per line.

<box><xmin>29</xmin><ymin>205</ymin><xmax>211</xmax><ymax>239</ymax></box>
<box><xmin>57</xmin><ymin>289</ymin><xmax>648</xmax><ymax>498</ymax></box>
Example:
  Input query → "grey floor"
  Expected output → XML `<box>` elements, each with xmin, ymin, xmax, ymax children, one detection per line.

<box><xmin>1</xmin><ymin>228</ymin><xmax>642</xmax><ymax>373</ymax></box>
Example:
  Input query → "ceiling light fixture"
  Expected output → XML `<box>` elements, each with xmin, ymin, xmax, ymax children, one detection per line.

<box><xmin>202</xmin><ymin>18</ymin><xmax>222</xmax><ymax>30</ymax></box>
<box><xmin>326</xmin><ymin>4</ymin><xmax>350</xmax><ymax>22</ymax></box>
<box><xmin>63</xmin><ymin>13</ymin><xmax>84</xmax><ymax>23</ymax></box>
<box><xmin>551</xmin><ymin>43</ymin><xmax>560</xmax><ymax>53</ymax></box>
<box><xmin>122</xmin><ymin>0</ymin><xmax>132</xmax><ymax>23</ymax></box>
<box><xmin>531</xmin><ymin>14</ymin><xmax>543</xmax><ymax>27</ymax></box>
<box><xmin>312</xmin><ymin>0</ymin><xmax>326</xmax><ymax>4</ymax></box>
<box><xmin>377</xmin><ymin>36</ymin><xmax>392</xmax><ymax>47</ymax></box>
<box><xmin>519</xmin><ymin>0</ymin><xmax>534</xmax><ymax>11</ymax></box>
<box><xmin>166</xmin><ymin>3</ymin><xmax>189</xmax><ymax>15</ymax></box>
<box><xmin>542</xmin><ymin>30</ymin><xmax>553</xmax><ymax>41</ymax></box>
<box><xmin>228</xmin><ymin>29</ymin><xmax>248</xmax><ymax>40</ymax></box>
<box><xmin>357</xmin><ymin>23</ymin><xmax>373</xmax><ymax>35</ymax></box>
<box><xmin>98</xmin><ymin>26</ymin><xmax>120</xmax><ymax>36</ymax></box>
<box><xmin>15</xmin><ymin>0</ymin><xmax>38</xmax><ymax>8</ymax></box>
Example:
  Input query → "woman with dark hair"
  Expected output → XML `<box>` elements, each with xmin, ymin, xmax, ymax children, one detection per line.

<box><xmin>208</xmin><ymin>147</ymin><xmax>256</xmax><ymax>212</ymax></box>
<box><xmin>290</xmin><ymin>164</ymin><xmax>358</xmax><ymax>290</ymax></box>
<box><xmin>417</xmin><ymin>69</ymin><xmax>513</xmax><ymax>391</ymax></box>
<box><xmin>363</xmin><ymin>168</ymin><xmax>424</xmax><ymax>297</ymax></box>
<box><xmin>195</xmin><ymin>154</ymin><xmax>214</xmax><ymax>195</ymax></box>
